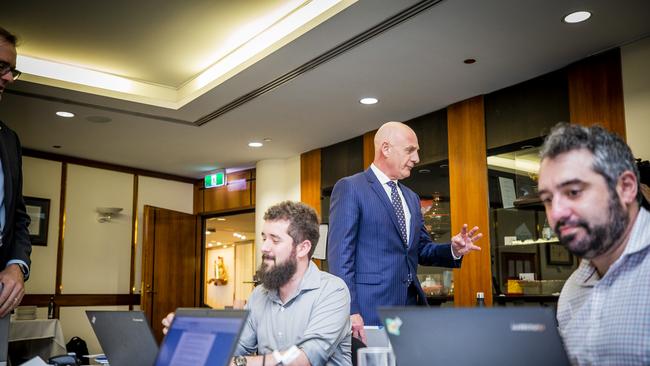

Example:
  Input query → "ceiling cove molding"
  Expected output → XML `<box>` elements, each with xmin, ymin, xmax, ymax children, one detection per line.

<box><xmin>8</xmin><ymin>0</ymin><xmax>444</xmax><ymax>128</ymax></box>
<box><xmin>194</xmin><ymin>0</ymin><xmax>445</xmax><ymax>126</ymax></box>
<box><xmin>6</xmin><ymin>89</ymin><xmax>194</xmax><ymax>126</ymax></box>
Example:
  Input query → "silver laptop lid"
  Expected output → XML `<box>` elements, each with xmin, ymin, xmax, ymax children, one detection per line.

<box><xmin>0</xmin><ymin>314</ymin><xmax>9</xmax><ymax>365</ymax></box>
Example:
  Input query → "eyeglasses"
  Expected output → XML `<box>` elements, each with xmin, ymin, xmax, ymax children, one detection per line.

<box><xmin>0</xmin><ymin>61</ymin><xmax>21</xmax><ymax>81</ymax></box>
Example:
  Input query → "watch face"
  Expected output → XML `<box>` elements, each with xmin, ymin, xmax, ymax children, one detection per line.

<box><xmin>235</xmin><ymin>356</ymin><xmax>247</xmax><ymax>366</ymax></box>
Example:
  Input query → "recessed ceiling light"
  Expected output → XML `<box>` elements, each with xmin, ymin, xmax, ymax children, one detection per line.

<box><xmin>263</xmin><ymin>138</ymin><xmax>272</xmax><ymax>142</ymax></box>
<box><xmin>52</xmin><ymin>145</ymin><xmax>62</xmax><ymax>149</ymax></box>
<box><xmin>217</xmin><ymin>218</ymin><xmax>226</xmax><ymax>221</ymax></box>
<box><xmin>248</xmin><ymin>142</ymin><xmax>263</xmax><ymax>148</ymax></box>
<box><xmin>564</xmin><ymin>11</ymin><xmax>591</xmax><ymax>24</ymax></box>
<box><xmin>359</xmin><ymin>97</ymin><xmax>378</xmax><ymax>105</ymax></box>
<box><xmin>56</xmin><ymin>111</ymin><xmax>75</xmax><ymax>118</ymax></box>
<box><xmin>463</xmin><ymin>58</ymin><xmax>476</xmax><ymax>64</ymax></box>
<box><xmin>418</xmin><ymin>168</ymin><xmax>431</xmax><ymax>174</ymax></box>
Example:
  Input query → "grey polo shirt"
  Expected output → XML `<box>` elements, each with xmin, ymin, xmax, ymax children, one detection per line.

<box><xmin>235</xmin><ymin>261</ymin><xmax>352</xmax><ymax>366</ymax></box>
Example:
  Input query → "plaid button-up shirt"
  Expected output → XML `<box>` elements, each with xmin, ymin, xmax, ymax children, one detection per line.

<box><xmin>557</xmin><ymin>207</ymin><xmax>650</xmax><ymax>365</ymax></box>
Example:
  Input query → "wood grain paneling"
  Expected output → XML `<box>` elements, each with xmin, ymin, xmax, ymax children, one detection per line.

<box><xmin>142</xmin><ymin>207</ymin><xmax>198</xmax><ymax>342</ymax></box>
<box><xmin>363</xmin><ymin>130</ymin><xmax>376</xmax><ymax>169</ymax></box>
<box><xmin>568</xmin><ymin>48</ymin><xmax>626</xmax><ymax>139</ymax></box>
<box><xmin>447</xmin><ymin>96</ymin><xmax>493</xmax><ymax>307</ymax></box>
<box><xmin>301</xmin><ymin>149</ymin><xmax>322</xmax><ymax>268</ymax></box>
<box><xmin>130</xmin><ymin>175</ymin><xmax>138</xmax><ymax>305</ymax></box>
<box><xmin>202</xmin><ymin>170</ymin><xmax>254</xmax><ymax>213</ymax></box>
<box><xmin>23</xmin><ymin>294</ymin><xmax>140</xmax><ymax>307</ymax></box>
<box><xmin>193</xmin><ymin>181</ymin><xmax>204</xmax><ymax>214</ymax></box>
<box><xmin>55</xmin><ymin>163</ymin><xmax>67</xmax><ymax>295</ymax></box>
<box><xmin>300</xmin><ymin>149</ymin><xmax>322</xmax><ymax>217</ymax></box>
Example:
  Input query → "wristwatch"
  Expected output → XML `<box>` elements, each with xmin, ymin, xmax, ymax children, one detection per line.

<box><xmin>233</xmin><ymin>356</ymin><xmax>247</xmax><ymax>366</ymax></box>
<box><xmin>15</xmin><ymin>263</ymin><xmax>29</xmax><ymax>281</ymax></box>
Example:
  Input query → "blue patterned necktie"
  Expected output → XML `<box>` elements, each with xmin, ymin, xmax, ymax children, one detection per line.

<box><xmin>387</xmin><ymin>181</ymin><xmax>408</xmax><ymax>246</ymax></box>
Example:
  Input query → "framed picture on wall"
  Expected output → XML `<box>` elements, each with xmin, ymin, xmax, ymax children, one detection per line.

<box><xmin>24</xmin><ymin>196</ymin><xmax>51</xmax><ymax>246</ymax></box>
<box><xmin>546</xmin><ymin>243</ymin><xmax>573</xmax><ymax>266</ymax></box>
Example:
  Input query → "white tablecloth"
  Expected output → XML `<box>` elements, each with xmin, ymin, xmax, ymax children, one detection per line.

<box><xmin>9</xmin><ymin>319</ymin><xmax>66</xmax><ymax>361</ymax></box>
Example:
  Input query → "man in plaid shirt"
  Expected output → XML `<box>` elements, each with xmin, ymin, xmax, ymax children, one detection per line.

<box><xmin>538</xmin><ymin>123</ymin><xmax>650</xmax><ymax>365</ymax></box>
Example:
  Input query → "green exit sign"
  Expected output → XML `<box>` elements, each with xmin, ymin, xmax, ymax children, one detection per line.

<box><xmin>204</xmin><ymin>171</ymin><xmax>226</xmax><ymax>188</ymax></box>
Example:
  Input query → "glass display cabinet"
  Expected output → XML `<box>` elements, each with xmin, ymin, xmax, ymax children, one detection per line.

<box><xmin>487</xmin><ymin>144</ymin><xmax>578</xmax><ymax>306</ymax></box>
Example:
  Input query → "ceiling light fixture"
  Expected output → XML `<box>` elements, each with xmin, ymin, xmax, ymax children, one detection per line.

<box><xmin>248</xmin><ymin>142</ymin><xmax>263</xmax><ymax>148</ymax></box>
<box><xmin>463</xmin><ymin>58</ymin><xmax>476</xmax><ymax>64</ymax></box>
<box><xmin>217</xmin><ymin>218</ymin><xmax>226</xmax><ymax>221</ymax></box>
<box><xmin>16</xmin><ymin>0</ymin><xmax>354</xmax><ymax>109</ymax></box>
<box><xmin>359</xmin><ymin>97</ymin><xmax>378</xmax><ymax>105</ymax></box>
<box><xmin>563</xmin><ymin>11</ymin><xmax>591</xmax><ymax>24</ymax></box>
<box><xmin>56</xmin><ymin>111</ymin><xmax>75</xmax><ymax>118</ymax></box>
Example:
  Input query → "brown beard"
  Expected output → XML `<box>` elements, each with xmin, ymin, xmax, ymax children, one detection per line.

<box><xmin>255</xmin><ymin>246</ymin><xmax>297</xmax><ymax>290</ymax></box>
<box><xmin>555</xmin><ymin>191</ymin><xmax>628</xmax><ymax>259</ymax></box>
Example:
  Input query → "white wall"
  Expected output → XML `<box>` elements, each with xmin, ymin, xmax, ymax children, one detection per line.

<box><xmin>22</xmin><ymin>157</ymin><xmax>61</xmax><ymax>294</ymax></box>
<box><xmin>622</xmin><ymin>36</ymin><xmax>650</xmax><ymax>161</ymax></box>
<box><xmin>62</xmin><ymin>164</ymin><xmax>133</xmax><ymax>294</ymax></box>
<box><xmin>135</xmin><ymin>176</ymin><xmax>193</xmax><ymax>293</ymax></box>
<box><xmin>205</xmin><ymin>246</ymin><xmax>235</xmax><ymax>308</ymax></box>
<box><xmin>60</xmin><ymin>306</ymin><xmax>128</xmax><ymax>355</ymax></box>
<box><xmin>254</xmin><ymin>156</ymin><xmax>301</xmax><ymax>264</ymax></box>
<box><xmin>21</xmin><ymin>157</ymin><xmax>194</xmax><ymax>351</ymax></box>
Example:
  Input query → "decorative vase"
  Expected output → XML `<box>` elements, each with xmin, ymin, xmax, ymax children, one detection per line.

<box><xmin>423</xmin><ymin>192</ymin><xmax>451</xmax><ymax>241</ymax></box>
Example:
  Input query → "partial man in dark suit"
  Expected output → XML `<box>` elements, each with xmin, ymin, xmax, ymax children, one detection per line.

<box><xmin>0</xmin><ymin>27</ymin><xmax>31</xmax><ymax>317</ymax></box>
<box><xmin>328</xmin><ymin>121</ymin><xmax>481</xmax><ymax>342</ymax></box>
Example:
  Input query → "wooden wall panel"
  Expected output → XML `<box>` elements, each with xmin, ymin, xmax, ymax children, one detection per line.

<box><xmin>301</xmin><ymin>149</ymin><xmax>322</xmax><ymax>217</ymax></box>
<box><xmin>363</xmin><ymin>130</ymin><xmax>376</xmax><ymax>169</ymax></box>
<box><xmin>193</xmin><ymin>181</ymin><xmax>204</xmax><ymax>214</ymax></box>
<box><xmin>568</xmin><ymin>48</ymin><xmax>626</xmax><ymax>139</ymax></box>
<box><xmin>202</xmin><ymin>170</ymin><xmax>254</xmax><ymax>213</ymax></box>
<box><xmin>447</xmin><ymin>96</ymin><xmax>493</xmax><ymax>307</ymax></box>
<box><xmin>300</xmin><ymin>149</ymin><xmax>321</xmax><ymax>267</ymax></box>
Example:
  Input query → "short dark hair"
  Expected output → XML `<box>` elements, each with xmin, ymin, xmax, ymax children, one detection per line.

<box><xmin>0</xmin><ymin>27</ymin><xmax>17</xmax><ymax>47</ymax></box>
<box><xmin>540</xmin><ymin>123</ymin><xmax>641</xmax><ymax>204</ymax></box>
<box><xmin>264</xmin><ymin>201</ymin><xmax>320</xmax><ymax>258</ymax></box>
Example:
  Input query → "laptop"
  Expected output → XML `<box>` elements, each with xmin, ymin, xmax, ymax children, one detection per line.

<box><xmin>154</xmin><ymin>308</ymin><xmax>249</xmax><ymax>366</ymax></box>
<box><xmin>0</xmin><ymin>314</ymin><xmax>9</xmax><ymax>366</ymax></box>
<box><xmin>86</xmin><ymin>310</ymin><xmax>159</xmax><ymax>366</ymax></box>
<box><xmin>364</xmin><ymin>326</ymin><xmax>391</xmax><ymax>348</ymax></box>
<box><xmin>378</xmin><ymin>307</ymin><xmax>570</xmax><ymax>366</ymax></box>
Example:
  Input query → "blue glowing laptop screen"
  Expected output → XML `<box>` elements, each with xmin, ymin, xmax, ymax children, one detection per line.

<box><xmin>155</xmin><ymin>316</ymin><xmax>244</xmax><ymax>366</ymax></box>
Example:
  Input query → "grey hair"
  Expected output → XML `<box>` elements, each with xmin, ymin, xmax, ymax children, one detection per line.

<box><xmin>540</xmin><ymin>123</ymin><xmax>641</xmax><ymax>204</ymax></box>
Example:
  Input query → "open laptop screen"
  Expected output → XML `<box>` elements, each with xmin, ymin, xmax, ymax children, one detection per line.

<box><xmin>155</xmin><ymin>309</ymin><xmax>248</xmax><ymax>366</ymax></box>
<box><xmin>378</xmin><ymin>307</ymin><xmax>570</xmax><ymax>366</ymax></box>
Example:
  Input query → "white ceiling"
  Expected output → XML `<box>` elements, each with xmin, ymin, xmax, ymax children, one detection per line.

<box><xmin>1</xmin><ymin>0</ymin><xmax>649</xmax><ymax>178</ymax></box>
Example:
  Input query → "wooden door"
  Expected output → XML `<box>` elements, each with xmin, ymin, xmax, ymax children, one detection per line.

<box><xmin>142</xmin><ymin>205</ymin><xmax>200</xmax><ymax>342</ymax></box>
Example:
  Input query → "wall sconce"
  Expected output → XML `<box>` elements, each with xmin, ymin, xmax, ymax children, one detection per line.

<box><xmin>97</xmin><ymin>207</ymin><xmax>123</xmax><ymax>223</ymax></box>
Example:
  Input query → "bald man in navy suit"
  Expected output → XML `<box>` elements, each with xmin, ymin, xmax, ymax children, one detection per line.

<box><xmin>328</xmin><ymin>121</ymin><xmax>482</xmax><ymax>343</ymax></box>
<box><xmin>0</xmin><ymin>27</ymin><xmax>31</xmax><ymax>318</ymax></box>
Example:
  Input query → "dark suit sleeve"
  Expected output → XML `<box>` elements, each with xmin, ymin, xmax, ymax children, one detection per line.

<box><xmin>327</xmin><ymin>178</ymin><xmax>361</xmax><ymax>314</ymax></box>
<box><xmin>9</xmin><ymin>134</ymin><xmax>32</xmax><ymax>269</ymax></box>
<box><xmin>414</xmin><ymin>193</ymin><xmax>460</xmax><ymax>268</ymax></box>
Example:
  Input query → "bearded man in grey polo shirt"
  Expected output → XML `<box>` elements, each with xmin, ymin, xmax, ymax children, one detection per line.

<box><xmin>164</xmin><ymin>201</ymin><xmax>351</xmax><ymax>366</ymax></box>
<box><xmin>233</xmin><ymin>201</ymin><xmax>351</xmax><ymax>366</ymax></box>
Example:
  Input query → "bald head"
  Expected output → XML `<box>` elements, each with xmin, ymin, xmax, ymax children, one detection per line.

<box><xmin>373</xmin><ymin>121</ymin><xmax>420</xmax><ymax>180</ymax></box>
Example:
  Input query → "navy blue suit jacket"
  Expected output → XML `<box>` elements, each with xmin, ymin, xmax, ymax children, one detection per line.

<box><xmin>0</xmin><ymin>120</ymin><xmax>31</xmax><ymax>269</ymax></box>
<box><xmin>327</xmin><ymin>168</ymin><xmax>460</xmax><ymax>325</ymax></box>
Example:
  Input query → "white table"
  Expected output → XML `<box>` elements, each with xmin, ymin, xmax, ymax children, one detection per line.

<box><xmin>9</xmin><ymin>319</ymin><xmax>66</xmax><ymax>363</ymax></box>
